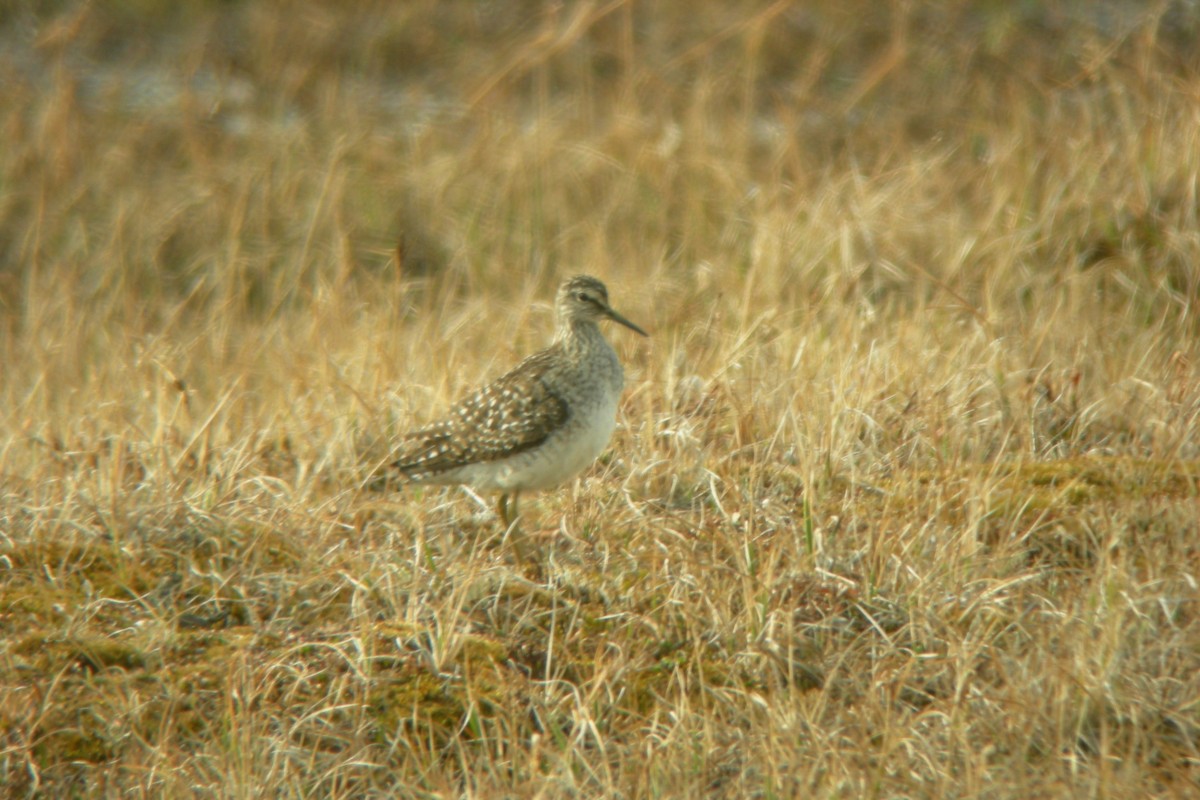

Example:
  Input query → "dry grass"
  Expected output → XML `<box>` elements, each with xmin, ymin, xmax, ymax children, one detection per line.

<box><xmin>3</xmin><ymin>1</ymin><xmax>1200</xmax><ymax>797</ymax></box>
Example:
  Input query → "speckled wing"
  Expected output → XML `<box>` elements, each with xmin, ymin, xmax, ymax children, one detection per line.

<box><xmin>392</xmin><ymin>348</ymin><xmax>570</xmax><ymax>481</ymax></box>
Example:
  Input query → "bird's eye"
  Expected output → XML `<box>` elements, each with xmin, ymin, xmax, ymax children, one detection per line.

<box><xmin>575</xmin><ymin>292</ymin><xmax>589</xmax><ymax>302</ymax></box>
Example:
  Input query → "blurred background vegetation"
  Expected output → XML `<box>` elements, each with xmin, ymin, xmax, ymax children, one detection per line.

<box><xmin>5</xmin><ymin>1</ymin><xmax>1197</xmax><ymax>318</ymax></box>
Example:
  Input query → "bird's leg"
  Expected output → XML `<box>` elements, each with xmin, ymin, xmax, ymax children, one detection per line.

<box><xmin>497</xmin><ymin>493</ymin><xmax>513</xmax><ymax>528</ymax></box>
<box><xmin>497</xmin><ymin>492</ymin><xmax>532</xmax><ymax>567</ymax></box>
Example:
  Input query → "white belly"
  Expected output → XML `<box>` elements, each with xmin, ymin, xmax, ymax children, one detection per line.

<box><xmin>455</xmin><ymin>391</ymin><xmax>619</xmax><ymax>493</ymax></box>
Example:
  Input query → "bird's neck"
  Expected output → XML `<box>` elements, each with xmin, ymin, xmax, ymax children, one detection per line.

<box><xmin>556</xmin><ymin>318</ymin><xmax>608</xmax><ymax>358</ymax></box>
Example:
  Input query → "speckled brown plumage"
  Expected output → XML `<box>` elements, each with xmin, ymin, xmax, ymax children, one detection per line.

<box><xmin>391</xmin><ymin>347</ymin><xmax>570</xmax><ymax>480</ymax></box>
<box><xmin>391</xmin><ymin>275</ymin><xmax>647</xmax><ymax>535</ymax></box>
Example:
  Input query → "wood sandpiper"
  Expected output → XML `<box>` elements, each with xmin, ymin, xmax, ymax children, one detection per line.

<box><xmin>392</xmin><ymin>275</ymin><xmax>647</xmax><ymax>545</ymax></box>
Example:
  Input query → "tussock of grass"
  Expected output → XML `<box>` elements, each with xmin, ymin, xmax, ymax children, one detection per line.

<box><xmin>3</xmin><ymin>1</ymin><xmax>1200</xmax><ymax>796</ymax></box>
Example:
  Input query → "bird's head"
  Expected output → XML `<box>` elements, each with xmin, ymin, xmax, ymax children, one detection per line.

<box><xmin>556</xmin><ymin>275</ymin><xmax>647</xmax><ymax>336</ymax></box>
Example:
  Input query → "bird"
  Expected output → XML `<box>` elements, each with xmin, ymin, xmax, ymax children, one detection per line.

<box><xmin>391</xmin><ymin>275</ymin><xmax>647</xmax><ymax>552</ymax></box>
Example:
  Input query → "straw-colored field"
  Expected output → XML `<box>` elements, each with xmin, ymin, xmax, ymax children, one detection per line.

<box><xmin>3</xmin><ymin>2</ymin><xmax>1199</xmax><ymax>796</ymax></box>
